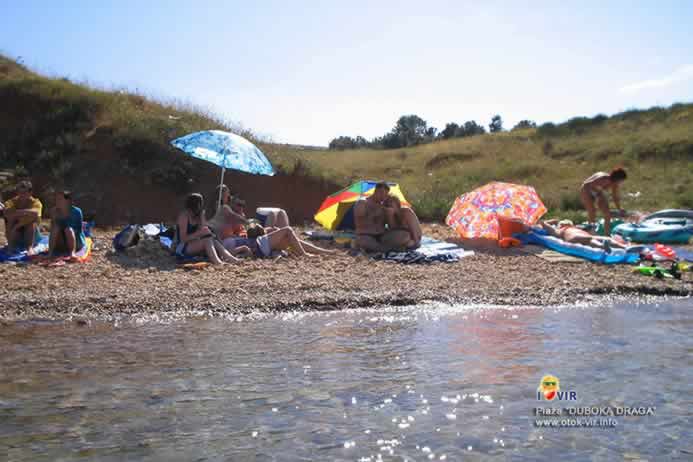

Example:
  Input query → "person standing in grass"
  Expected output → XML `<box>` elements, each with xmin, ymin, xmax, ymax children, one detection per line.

<box><xmin>49</xmin><ymin>190</ymin><xmax>86</xmax><ymax>257</ymax></box>
<box><xmin>1</xmin><ymin>180</ymin><xmax>43</xmax><ymax>252</ymax></box>
<box><xmin>580</xmin><ymin>167</ymin><xmax>627</xmax><ymax>235</ymax></box>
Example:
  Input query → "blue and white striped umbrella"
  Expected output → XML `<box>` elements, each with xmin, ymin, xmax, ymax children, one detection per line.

<box><xmin>171</xmin><ymin>130</ymin><xmax>275</xmax><ymax>176</ymax></box>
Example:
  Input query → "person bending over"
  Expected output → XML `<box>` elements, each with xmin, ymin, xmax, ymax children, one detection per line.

<box><xmin>383</xmin><ymin>195</ymin><xmax>422</xmax><ymax>249</ymax></box>
<box><xmin>353</xmin><ymin>182</ymin><xmax>410</xmax><ymax>252</ymax></box>
<box><xmin>580</xmin><ymin>167</ymin><xmax>627</xmax><ymax>235</ymax></box>
<box><xmin>49</xmin><ymin>190</ymin><xmax>86</xmax><ymax>257</ymax></box>
<box><xmin>175</xmin><ymin>193</ymin><xmax>240</xmax><ymax>265</ymax></box>
<box><xmin>1</xmin><ymin>180</ymin><xmax>42</xmax><ymax>252</ymax></box>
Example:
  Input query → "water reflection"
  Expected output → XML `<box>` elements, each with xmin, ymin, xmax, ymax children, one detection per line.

<box><xmin>1</xmin><ymin>299</ymin><xmax>691</xmax><ymax>461</ymax></box>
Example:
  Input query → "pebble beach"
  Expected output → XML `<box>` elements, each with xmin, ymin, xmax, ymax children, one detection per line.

<box><xmin>1</xmin><ymin>224</ymin><xmax>691</xmax><ymax>322</ymax></box>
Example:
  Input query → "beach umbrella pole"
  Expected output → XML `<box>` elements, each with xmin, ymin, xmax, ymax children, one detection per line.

<box><xmin>217</xmin><ymin>167</ymin><xmax>225</xmax><ymax>209</ymax></box>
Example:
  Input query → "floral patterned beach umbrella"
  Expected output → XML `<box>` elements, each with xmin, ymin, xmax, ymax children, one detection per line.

<box><xmin>445</xmin><ymin>182</ymin><xmax>547</xmax><ymax>240</ymax></box>
<box><xmin>171</xmin><ymin>130</ymin><xmax>274</xmax><ymax>206</ymax></box>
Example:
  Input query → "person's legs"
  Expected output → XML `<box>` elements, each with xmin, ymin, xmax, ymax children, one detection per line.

<box><xmin>590</xmin><ymin>236</ymin><xmax>627</xmax><ymax>249</ymax></box>
<box><xmin>49</xmin><ymin>222</ymin><xmax>61</xmax><ymax>254</ymax></box>
<box><xmin>265</xmin><ymin>227</ymin><xmax>307</xmax><ymax>255</ymax></box>
<box><xmin>263</xmin><ymin>209</ymin><xmax>290</xmax><ymax>228</ymax></box>
<box><xmin>213</xmin><ymin>239</ymin><xmax>240</xmax><ymax>263</ymax></box>
<box><xmin>596</xmin><ymin>193</ymin><xmax>611</xmax><ymax>235</ymax></box>
<box><xmin>23</xmin><ymin>223</ymin><xmax>37</xmax><ymax>249</ymax></box>
<box><xmin>355</xmin><ymin>234</ymin><xmax>386</xmax><ymax>252</ymax></box>
<box><xmin>402</xmin><ymin>210</ymin><xmax>422</xmax><ymax>248</ymax></box>
<box><xmin>63</xmin><ymin>227</ymin><xmax>77</xmax><ymax>256</ymax></box>
<box><xmin>540</xmin><ymin>221</ymin><xmax>560</xmax><ymax>238</ymax></box>
<box><xmin>185</xmin><ymin>238</ymin><xmax>224</xmax><ymax>264</ymax></box>
<box><xmin>273</xmin><ymin>210</ymin><xmax>290</xmax><ymax>228</ymax></box>
<box><xmin>381</xmin><ymin>229</ymin><xmax>412</xmax><ymax>251</ymax></box>
<box><xmin>297</xmin><ymin>238</ymin><xmax>335</xmax><ymax>255</ymax></box>
<box><xmin>7</xmin><ymin>229</ymin><xmax>21</xmax><ymax>250</ymax></box>
<box><xmin>580</xmin><ymin>187</ymin><xmax>596</xmax><ymax>224</ymax></box>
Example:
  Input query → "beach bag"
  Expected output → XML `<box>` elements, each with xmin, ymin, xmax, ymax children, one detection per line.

<box><xmin>113</xmin><ymin>225</ymin><xmax>141</xmax><ymax>251</ymax></box>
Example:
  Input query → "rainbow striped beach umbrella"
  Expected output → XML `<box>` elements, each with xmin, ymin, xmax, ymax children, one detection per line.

<box><xmin>314</xmin><ymin>180</ymin><xmax>410</xmax><ymax>231</ymax></box>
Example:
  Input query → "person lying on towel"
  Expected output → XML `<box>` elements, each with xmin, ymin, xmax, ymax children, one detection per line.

<box><xmin>49</xmin><ymin>190</ymin><xmax>86</xmax><ymax>257</ymax></box>
<box><xmin>1</xmin><ymin>180</ymin><xmax>43</xmax><ymax>253</ymax></box>
<box><xmin>354</xmin><ymin>182</ymin><xmax>411</xmax><ymax>252</ymax></box>
<box><xmin>226</xmin><ymin>223</ymin><xmax>334</xmax><ymax>258</ymax></box>
<box><xmin>383</xmin><ymin>195</ymin><xmax>422</xmax><ymax>249</ymax></box>
<box><xmin>539</xmin><ymin>219</ymin><xmax>628</xmax><ymax>250</ymax></box>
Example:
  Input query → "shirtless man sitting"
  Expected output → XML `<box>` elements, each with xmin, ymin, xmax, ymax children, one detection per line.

<box><xmin>353</xmin><ymin>182</ymin><xmax>411</xmax><ymax>252</ymax></box>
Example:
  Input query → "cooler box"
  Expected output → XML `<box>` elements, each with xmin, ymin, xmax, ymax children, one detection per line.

<box><xmin>256</xmin><ymin>207</ymin><xmax>281</xmax><ymax>226</ymax></box>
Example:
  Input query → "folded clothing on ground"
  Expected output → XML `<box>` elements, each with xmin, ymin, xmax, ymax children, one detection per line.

<box><xmin>372</xmin><ymin>236</ymin><xmax>474</xmax><ymax>264</ymax></box>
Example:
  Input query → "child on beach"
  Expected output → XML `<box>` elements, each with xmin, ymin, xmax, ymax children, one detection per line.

<box><xmin>49</xmin><ymin>190</ymin><xmax>86</xmax><ymax>257</ymax></box>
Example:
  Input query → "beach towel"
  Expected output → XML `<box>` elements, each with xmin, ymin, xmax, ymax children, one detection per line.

<box><xmin>517</xmin><ymin>245</ymin><xmax>585</xmax><ymax>263</ymax></box>
<box><xmin>0</xmin><ymin>235</ymin><xmax>50</xmax><ymax>263</ymax></box>
<box><xmin>372</xmin><ymin>236</ymin><xmax>474</xmax><ymax>264</ymax></box>
<box><xmin>34</xmin><ymin>237</ymin><xmax>93</xmax><ymax>266</ymax></box>
<box><xmin>517</xmin><ymin>231</ymin><xmax>640</xmax><ymax>265</ymax></box>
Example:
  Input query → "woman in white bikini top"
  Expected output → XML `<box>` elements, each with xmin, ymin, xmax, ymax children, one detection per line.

<box><xmin>579</xmin><ymin>167</ymin><xmax>627</xmax><ymax>235</ymax></box>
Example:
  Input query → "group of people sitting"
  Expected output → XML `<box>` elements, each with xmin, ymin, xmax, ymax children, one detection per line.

<box><xmin>174</xmin><ymin>185</ymin><xmax>334</xmax><ymax>264</ymax></box>
<box><xmin>354</xmin><ymin>182</ymin><xmax>423</xmax><ymax>252</ymax></box>
<box><xmin>0</xmin><ymin>180</ymin><xmax>86</xmax><ymax>257</ymax></box>
<box><xmin>1</xmin><ymin>169</ymin><xmax>630</xmax><ymax>263</ymax></box>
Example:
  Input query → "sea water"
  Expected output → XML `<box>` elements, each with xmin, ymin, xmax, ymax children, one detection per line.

<box><xmin>1</xmin><ymin>299</ymin><xmax>691</xmax><ymax>461</ymax></box>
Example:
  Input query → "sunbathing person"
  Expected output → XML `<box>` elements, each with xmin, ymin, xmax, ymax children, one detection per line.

<box><xmin>1</xmin><ymin>180</ymin><xmax>43</xmax><ymax>252</ymax></box>
<box><xmin>227</xmin><ymin>224</ymin><xmax>335</xmax><ymax>258</ymax></box>
<box><xmin>383</xmin><ymin>195</ymin><xmax>422</xmax><ymax>249</ymax></box>
<box><xmin>540</xmin><ymin>219</ymin><xmax>628</xmax><ymax>250</ymax></box>
<box><xmin>49</xmin><ymin>190</ymin><xmax>86</xmax><ymax>257</ymax></box>
<box><xmin>353</xmin><ymin>182</ymin><xmax>410</xmax><ymax>252</ymax></box>
<box><xmin>580</xmin><ymin>167</ymin><xmax>627</xmax><ymax>235</ymax></box>
<box><xmin>175</xmin><ymin>193</ymin><xmax>241</xmax><ymax>265</ymax></box>
<box><xmin>208</xmin><ymin>185</ymin><xmax>251</xmax><ymax>240</ymax></box>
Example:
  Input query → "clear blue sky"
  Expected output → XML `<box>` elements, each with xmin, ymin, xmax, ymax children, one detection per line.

<box><xmin>2</xmin><ymin>0</ymin><xmax>692</xmax><ymax>146</ymax></box>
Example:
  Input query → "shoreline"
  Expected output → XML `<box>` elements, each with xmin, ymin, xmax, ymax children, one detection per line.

<box><xmin>1</xmin><ymin>225</ymin><xmax>691</xmax><ymax>322</ymax></box>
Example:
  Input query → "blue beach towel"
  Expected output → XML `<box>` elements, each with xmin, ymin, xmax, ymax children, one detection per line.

<box><xmin>0</xmin><ymin>235</ymin><xmax>49</xmax><ymax>263</ymax></box>
<box><xmin>517</xmin><ymin>230</ymin><xmax>639</xmax><ymax>265</ymax></box>
<box><xmin>372</xmin><ymin>236</ymin><xmax>474</xmax><ymax>264</ymax></box>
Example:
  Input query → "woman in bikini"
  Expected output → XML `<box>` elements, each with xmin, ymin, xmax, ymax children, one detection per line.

<box><xmin>175</xmin><ymin>193</ymin><xmax>241</xmax><ymax>265</ymax></box>
<box><xmin>580</xmin><ymin>167</ymin><xmax>627</xmax><ymax>235</ymax></box>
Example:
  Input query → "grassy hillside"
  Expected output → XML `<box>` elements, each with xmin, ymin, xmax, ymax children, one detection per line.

<box><xmin>274</xmin><ymin>105</ymin><xmax>693</xmax><ymax>221</ymax></box>
<box><xmin>0</xmin><ymin>55</ymin><xmax>335</xmax><ymax>225</ymax></box>
<box><xmin>1</xmin><ymin>54</ymin><xmax>692</xmax><ymax>225</ymax></box>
